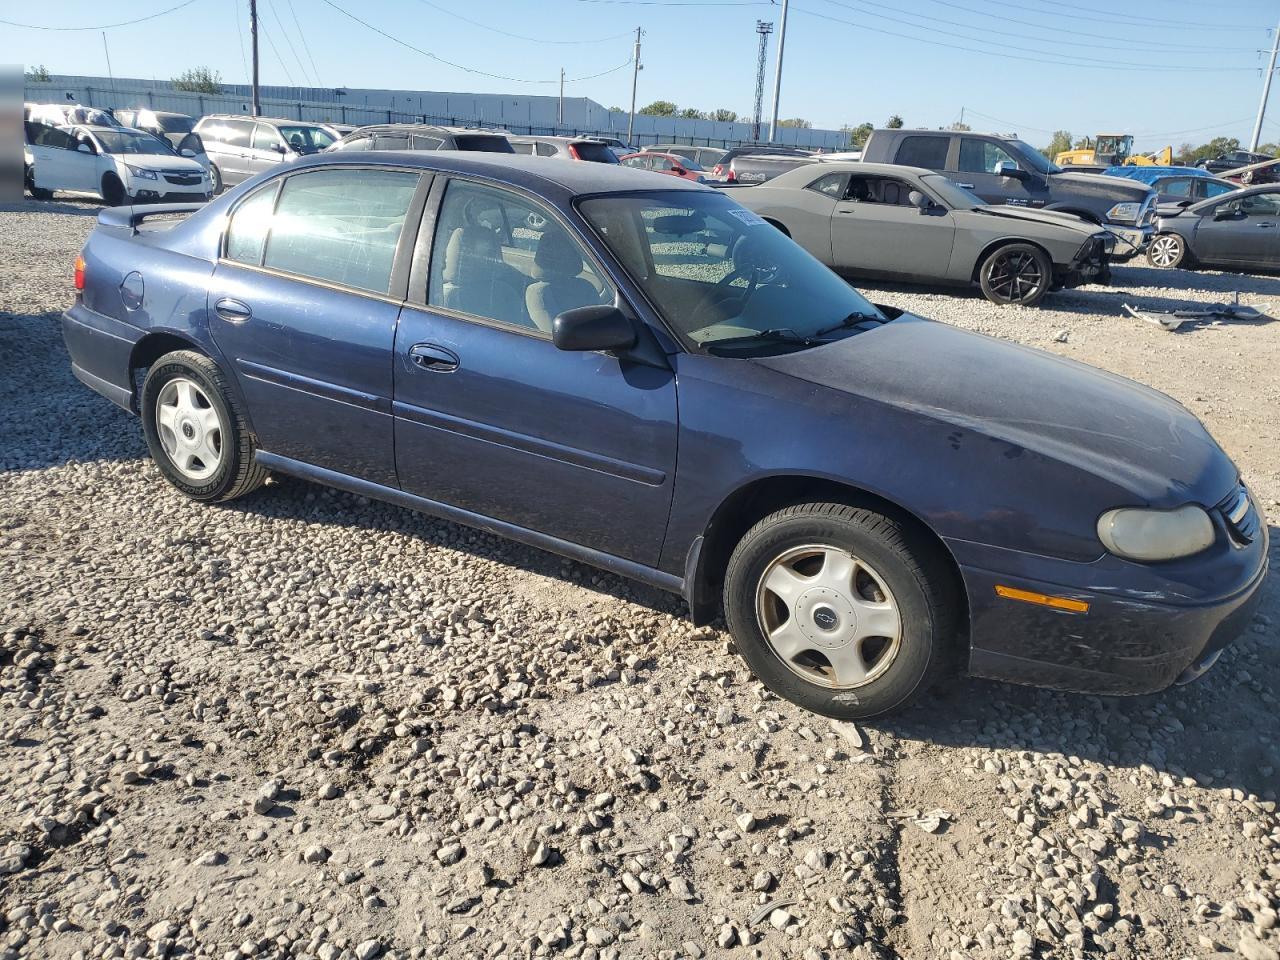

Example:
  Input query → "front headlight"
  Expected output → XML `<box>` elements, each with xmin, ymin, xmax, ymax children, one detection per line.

<box><xmin>1097</xmin><ymin>505</ymin><xmax>1215</xmax><ymax>562</ymax></box>
<box><xmin>125</xmin><ymin>165</ymin><xmax>158</xmax><ymax>180</ymax></box>
<box><xmin>1105</xmin><ymin>202</ymin><xmax>1141</xmax><ymax>223</ymax></box>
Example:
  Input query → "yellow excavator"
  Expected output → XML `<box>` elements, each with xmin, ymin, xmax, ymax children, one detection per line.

<box><xmin>1056</xmin><ymin>134</ymin><xmax>1173</xmax><ymax>169</ymax></box>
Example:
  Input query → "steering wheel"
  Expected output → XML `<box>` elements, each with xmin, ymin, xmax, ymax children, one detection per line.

<box><xmin>688</xmin><ymin>231</ymin><xmax>781</xmax><ymax>328</ymax></box>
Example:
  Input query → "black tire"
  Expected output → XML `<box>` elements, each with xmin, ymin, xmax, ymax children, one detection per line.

<box><xmin>978</xmin><ymin>243</ymin><xmax>1052</xmax><ymax>307</ymax></box>
<box><xmin>24</xmin><ymin>166</ymin><xmax>54</xmax><ymax>201</ymax></box>
<box><xmin>209</xmin><ymin>164</ymin><xmax>224</xmax><ymax>195</ymax></box>
<box><xmin>723</xmin><ymin>502</ymin><xmax>959</xmax><ymax>720</ymax></box>
<box><xmin>140</xmin><ymin>350</ymin><xmax>268</xmax><ymax>503</ymax></box>
<box><xmin>101</xmin><ymin>173</ymin><xmax>126</xmax><ymax>207</ymax></box>
<box><xmin>1146</xmin><ymin>232</ymin><xmax>1188</xmax><ymax>269</ymax></box>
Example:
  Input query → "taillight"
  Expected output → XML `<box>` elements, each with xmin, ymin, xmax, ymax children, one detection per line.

<box><xmin>712</xmin><ymin>164</ymin><xmax>723</xmax><ymax>176</ymax></box>
<box><xmin>726</xmin><ymin>169</ymin><xmax>737</xmax><ymax>183</ymax></box>
<box><xmin>74</xmin><ymin>254</ymin><xmax>85</xmax><ymax>291</ymax></box>
<box><xmin>568</xmin><ymin>144</ymin><xmax>582</xmax><ymax>160</ymax></box>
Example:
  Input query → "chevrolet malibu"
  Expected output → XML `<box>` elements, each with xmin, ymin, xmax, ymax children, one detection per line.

<box><xmin>62</xmin><ymin>153</ymin><xmax>1268</xmax><ymax>719</ymax></box>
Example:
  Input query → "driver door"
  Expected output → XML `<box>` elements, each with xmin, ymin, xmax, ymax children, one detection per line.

<box><xmin>830</xmin><ymin>175</ymin><xmax>955</xmax><ymax>278</ymax></box>
<box><xmin>949</xmin><ymin>137</ymin><xmax>1048</xmax><ymax>209</ymax></box>
<box><xmin>1197</xmin><ymin>193</ymin><xmax>1280</xmax><ymax>266</ymax></box>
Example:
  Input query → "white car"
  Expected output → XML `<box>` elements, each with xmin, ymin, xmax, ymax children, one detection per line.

<box><xmin>26</xmin><ymin>124</ymin><xmax>211</xmax><ymax>205</ymax></box>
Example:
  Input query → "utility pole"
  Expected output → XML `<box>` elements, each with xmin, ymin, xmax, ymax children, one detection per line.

<box><xmin>249</xmin><ymin>0</ymin><xmax>261</xmax><ymax>117</ymax></box>
<box><xmin>767</xmin><ymin>0</ymin><xmax>789</xmax><ymax>142</ymax></box>
<box><xmin>752</xmin><ymin>21</ymin><xmax>773</xmax><ymax>141</ymax></box>
<box><xmin>559</xmin><ymin>68</ymin><xmax>565</xmax><ymax>127</ymax></box>
<box><xmin>627</xmin><ymin>27</ymin><xmax>642</xmax><ymax>146</ymax></box>
<box><xmin>1250</xmin><ymin>18</ymin><xmax>1279</xmax><ymax>152</ymax></box>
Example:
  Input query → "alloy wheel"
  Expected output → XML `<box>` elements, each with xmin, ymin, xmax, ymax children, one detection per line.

<box><xmin>986</xmin><ymin>250</ymin><xmax>1046</xmax><ymax>303</ymax></box>
<box><xmin>155</xmin><ymin>377</ymin><xmax>223</xmax><ymax>481</ymax></box>
<box><xmin>1149</xmin><ymin>235</ymin><xmax>1182</xmax><ymax>268</ymax></box>
<box><xmin>755</xmin><ymin>544</ymin><xmax>902</xmax><ymax>689</ymax></box>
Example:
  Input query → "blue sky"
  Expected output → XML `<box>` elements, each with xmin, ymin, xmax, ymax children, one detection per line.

<box><xmin>8</xmin><ymin>0</ymin><xmax>1280</xmax><ymax>150</ymax></box>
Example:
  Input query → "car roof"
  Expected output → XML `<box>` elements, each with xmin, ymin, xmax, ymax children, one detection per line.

<box><xmin>200</xmin><ymin>114</ymin><xmax>325</xmax><ymax>127</ymax></box>
<box><xmin>346</xmin><ymin>123</ymin><xmax>506</xmax><ymax>136</ymax></box>
<box><xmin>775</xmin><ymin>160</ymin><xmax>933</xmax><ymax>178</ymax></box>
<box><xmin>508</xmin><ymin>135</ymin><xmax>598</xmax><ymax>145</ymax></box>
<box><xmin>283</xmin><ymin>151</ymin><xmax>710</xmax><ymax>200</ymax></box>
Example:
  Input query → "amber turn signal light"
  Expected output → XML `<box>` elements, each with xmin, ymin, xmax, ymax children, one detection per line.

<box><xmin>995</xmin><ymin>584</ymin><xmax>1089</xmax><ymax>613</ymax></box>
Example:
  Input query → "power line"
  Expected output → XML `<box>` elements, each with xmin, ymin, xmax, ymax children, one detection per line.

<box><xmin>259</xmin><ymin>21</ymin><xmax>297</xmax><ymax>84</ymax></box>
<box><xmin>917</xmin><ymin>0</ymin><xmax>1255</xmax><ymax>51</ymax></box>
<box><xmin>1018</xmin><ymin>0</ymin><xmax>1260</xmax><ymax>30</ymax></box>
<box><xmin>317</xmin><ymin>0</ymin><xmax>634</xmax><ymax>83</ymax></box>
<box><xmin>815</xmin><ymin>0</ymin><xmax>1260</xmax><ymax>54</ymax></box>
<box><xmin>789</xmin><ymin>4</ymin><xmax>1259</xmax><ymax>72</ymax></box>
<box><xmin>264</xmin><ymin>0</ymin><xmax>316</xmax><ymax>86</ymax></box>
<box><xmin>233</xmin><ymin>0</ymin><xmax>250</xmax><ymax>80</ymax></box>
<box><xmin>1</xmin><ymin>0</ymin><xmax>201</xmax><ymax>30</ymax></box>
<box><xmin>962</xmin><ymin>107</ymin><xmax>1256</xmax><ymax>140</ymax></box>
<box><xmin>569</xmin><ymin>0</ymin><xmax>766</xmax><ymax>5</ymax></box>
<box><xmin>411</xmin><ymin>0</ymin><xmax>636</xmax><ymax>44</ymax></box>
<box><xmin>285</xmin><ymin>0</ymin><xmax>324</xmax><ymax>86</ymax></box>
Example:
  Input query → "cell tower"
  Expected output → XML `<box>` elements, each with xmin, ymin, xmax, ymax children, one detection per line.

<box><xmin>753</xmin><ymin>20</ymin><xmax>773</xmax><ymax>141</ymax></box>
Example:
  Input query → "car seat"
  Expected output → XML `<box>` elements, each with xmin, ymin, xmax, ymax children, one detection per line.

<box><xmin>525</xmin><ymin>229</ymin><xmax>599</xmax><ymax>333</ymax></box>
<box><xmin>441</xmin><ymin>226</ymin><xmax>525</xmax><ymax>326</ymax></box>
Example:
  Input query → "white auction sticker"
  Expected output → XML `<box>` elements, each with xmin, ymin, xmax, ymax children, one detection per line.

<box><xmin>727</xmin><ymin>208</ymin><xmax>767</xmax><ymax>226</ymax></box>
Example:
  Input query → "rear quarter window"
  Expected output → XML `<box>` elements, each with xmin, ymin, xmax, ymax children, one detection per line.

<box><xmin>573</xmin><ymin>142</ymin><xmax>619</xmax><ymax>163</ymax></box>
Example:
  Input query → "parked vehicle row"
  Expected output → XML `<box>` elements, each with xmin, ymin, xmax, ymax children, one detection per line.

<box><xmin>62</xmin><ymin>151</ymin><xmax>1267</xmax><ymax>720</ymax></box>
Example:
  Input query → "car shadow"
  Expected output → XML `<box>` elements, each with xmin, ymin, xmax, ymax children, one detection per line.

<box><xmin>880</xmin><ymin>526</ymin><xmax>1278</xmax><ymax>800</ymax></box>
<box><xmin>1112</xmin><ymin>263</ymin><xmax>1280</xmax><ymax>294</ymax></box>
<box><xmin>0</xmin><ymin>198</ymin><xmax>104</xmax><ymax>217</ymax></box>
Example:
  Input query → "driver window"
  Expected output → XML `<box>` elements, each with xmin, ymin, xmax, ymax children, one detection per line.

<box><xmin>958</xmin><ymin>139</ymin><xmax>1016</xmax><ymax>175</ymax></box>
<box><xmin>427</xmin><ymin>180</ymin><xmax>612</xmax><ymax>334</ymax></box>
<box><xmin>253</xmin><ymin>124</ymin><xmax>285</xmax><ymax>152</ymax></box>
<box><xmin>1241</xmin><ymin>194</ymin><xmax>1280</xmax><ymax>216</ymax></box>
<box><xmin>844</xmin><ymin>177</ymin><xmax>914</xmax><ymax>205</ymax></box>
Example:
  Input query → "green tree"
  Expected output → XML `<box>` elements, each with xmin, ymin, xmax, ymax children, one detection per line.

<box><xmin>608</xmin><ymin>106</ymin><xmax>624</xmax><ymax>113</ymax></box>
<box><xmin>1257</xmin><ymin>142</ymin><xmax>1279</xmax><ymax>158</ymax></box>
<box><xmin>1180</xmin><ymin>136</ymin><xmax>1240</xmax><ymax>166</ymax></box>
<box><xmin>172</xmin><ymin>67</ymin><xmax>223</xmax><ymax>94</ymax></box>
<box><xmin>25</xmin><ymin>65</ymin><xmax>52</xmax><ymax>82</ymax></box>
<box><xmin>711</xmin><ymin>108</ymin><xmax>738</xmax><ymax>123</ymax></box>
<box><xmin>1042</xmin><ymin>130</ymin><xmax>1073</xmax><ymax>160</ymax></box>
<box><xmin>842</xmin><ymin>122</ymin><xmax>873</xmax><ymax>149</ymax></box>
<box><xmin>639</xmin><ymin>100</ymin><xmax>677</xmax><ymax>117</ymax></box>
<box><xmin>886</xmin><ymin>114</ymin><xmax>904</xmax><ymax>129</ymax></box>
<box><xmin>778</xmin><ymin>117</ymin><xmax>811</xmax><ymax>129</ymax></box>
<box><xmin>679</xmin><ymin>107</ymin><xmax>705</xmax><ymax>120</ymax></box>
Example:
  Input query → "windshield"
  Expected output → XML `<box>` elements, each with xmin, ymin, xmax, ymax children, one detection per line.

<box><xmin>1008</xmin><ymin>139</ymin><xmax>1061</xmax><ymax>175</ymax></box>
<box><xmin>93</xmin><ymin>130</ymin><xmax>176</xmax><ymax>156</ymax></box>
<box><xmin>278</xmin><ymin>125</ymin><xmax>337</xmax><ymax>154</ymax></box>
<box><xmin>158</xmin><ymin>115</ymin><xmax>195</xmax><ymax>133</ymax></box>
<box><xmin>923</xmin><ymin>174</ymin><xmax>981</xmax><ymax>210</ymax></box>
<box><xmin>580</xmin><ymin>191</ymin><xmax>884</xmax><ymax>354</ymax></box>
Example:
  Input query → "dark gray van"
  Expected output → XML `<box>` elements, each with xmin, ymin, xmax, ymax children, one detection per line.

<box><xmin>193</xmin><ymin>115</ymin><xmax>338</xmax><ymax>193</ymax></box>
<box><xmin>863</xmin><ymin>129</ymin><xmax>1156</xmax><ymax>259</ymax></box>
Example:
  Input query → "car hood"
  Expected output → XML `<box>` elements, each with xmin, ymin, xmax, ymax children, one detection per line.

<box><xmin>968</xmin><ymin>204</ymin><xmax>1098</xmax><ymax>237</ymax></box>
<box><xmin>118</xmin><ymin>155</ymin><xmax>206</xmax><ymax>175</ymax></box>
<box><xmin>754</xmin><ymin>314</ymin><xmax>1235</xmax><ymax>505</ymax></box>
<box><xmin>1052</xmin><ymin>170</ymin><xmax>1152</xmax><ymax>201</ymax></box>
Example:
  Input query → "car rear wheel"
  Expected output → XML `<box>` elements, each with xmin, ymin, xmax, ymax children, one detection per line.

<box><xmin>1147</xmin><ymin>233</ymin><xmax>1188</xmax><ymax>269</ymax></box>
<box><xmin>723</xmin><ymin>503</ymin><xmax>959</xmax><ymax>719</ymax></box>
<box><xmin>979</xmin><ymin>243</ymin><xmax>1052</xmax><ymax>306</ymax></box>
<box><xmin>101</xmin><ymin>173</ymin><xmax>126</xmax><ymax>206</ymax></box>
<box><xmin>141</xmin><ymin>350</ymin><xmax>268</xmax><ymax>502</ymax></box>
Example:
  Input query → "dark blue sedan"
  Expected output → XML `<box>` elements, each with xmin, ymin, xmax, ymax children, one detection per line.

<box><xmin>62</xmin><ymin>152</ymin><xmax>1268</xmax><ymax>718</ymax></box>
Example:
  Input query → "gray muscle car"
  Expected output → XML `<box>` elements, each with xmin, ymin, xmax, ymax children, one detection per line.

<box><xmin>734</xmin><ymin>162</ymin><xmax>1114</xmax><ymax>306</ymax></box>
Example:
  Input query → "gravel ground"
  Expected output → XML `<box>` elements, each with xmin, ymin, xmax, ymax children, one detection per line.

<box><xmin>1</xmin><ymin>198</ymin><xmax>1277</xmax><ymax>960</ymax></box>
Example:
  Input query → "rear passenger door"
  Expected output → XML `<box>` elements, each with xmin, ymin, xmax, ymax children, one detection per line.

<box><xmin>391</xmin><ymin>177</ymin><xmax>679</xmax><ymax>565</ymax></box>
<box><xmin>208</xmin><ymin>166</ymin><xmax>427</xmax><ymax>487</ymax></box>
<box><xmin>206</xmin><ymin>119</ymin><xmax>255</xmax><ymax>185</ymax></box>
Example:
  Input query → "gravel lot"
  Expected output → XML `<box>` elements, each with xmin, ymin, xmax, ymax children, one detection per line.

<box><xmin>1</xmin><ymin>198</ymin><xmax>1277</xmax><ymax>960</ymax></box>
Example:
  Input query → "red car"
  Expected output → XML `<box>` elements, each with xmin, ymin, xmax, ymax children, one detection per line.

<box><xmin>620</xmin><ymin>151</ymin><xmax>706</xmax><ymax>181</ymax></box>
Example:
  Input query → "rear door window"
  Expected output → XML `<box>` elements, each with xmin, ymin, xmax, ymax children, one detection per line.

<box><xmin>570</xmin><ymin>142</ymin><xmax>619</xmax><ymax>163</ymax></box>
<box><xmin>374</xmin><ymin>134</ymin><xmax>410</xmax><ymax>150</ymax></box>
<box><xmin>410</xmin><ymin>134</ymin><xmax>446</xmax><ymax>150</ymax></box>
<box><xmin>259</xmin><ymin>169</ymin><xmax>420</xmax><ymax>293</ymax></box>
<box><xmin>453</xmin><ymin>135</ymin><xmax>514</xmax><ymax>153</ymax></box>
<box><xmin>536</xmin><ymin>142</ymin><xmax>557</xmax><ymax>157</ymax></box>
<box><xmin>215</xmin><ymin>119</ymin><xmax>254</xmax><ymax>149</ymax></box>
<box><xmin>510</xmin><ymin>141</ymin><xmax>535</xmax><ymax>155</ymax></box>
<box><xmin>253</xmin><ymin>124</ymin><xmax>285</xmax><ymax>152</ymax></box>
<box><xmin>895</xmin><ymin>135</ymin><xmax>950</xmax><ymax>169</ymax></box>
<box><xmin>1161</xmin><ymin>178</ymin><xmax>1193</xmax><ymax>198</ymax></box>
<box><xmin>225</xmin><ymin>183</ymin><xmax>281</xmax><ymax>266</ymax></box>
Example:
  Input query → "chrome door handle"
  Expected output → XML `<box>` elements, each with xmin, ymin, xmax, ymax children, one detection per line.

<box><xmin>956</xmin><ymin>182</ymin><xmax>975</xmax><ymax>189</ymax></box>
<box><xmin>214</xmin><ymin>297</ymin><xmax>252</xmax><ymax>322</ymax></box>
<box><xmin>1257</xmin><ymin>222</ymin><xmax>1276</xmax><ymax>228</ymax></box>
<box><xmin>409</xmin><ymin>343</ymin><xmax>459</xmax><ymax>372</ymax></box>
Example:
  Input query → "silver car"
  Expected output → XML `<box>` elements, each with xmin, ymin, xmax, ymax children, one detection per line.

<box><xmin>194</xmin><ymin>115</ymin><xmax>339</xmax><ymax>193</ymax></box>
<box><xmin>734</xmin><ymin>161</ymin><xmax>1114</xmax><ymax>306</ymax></box>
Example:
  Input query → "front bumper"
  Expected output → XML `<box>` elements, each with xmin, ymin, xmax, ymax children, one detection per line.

<box><xmin>1104</xmin><ymin>222</ymin><xmax>1153</xmax><ymax>261</ymax></box>
<box><xmin>952</xmin><ymin>495</ymin><xmax>1269</xmax><ymax>696</ymax></box>
<box><xmin>1057</xmin><ymin>235</ymin><xmax>1113</xmax><ymax>289</ymax></box>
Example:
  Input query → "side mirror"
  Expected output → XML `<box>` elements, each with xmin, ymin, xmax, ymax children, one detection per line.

<box><xmin>994</xmin><ymin>160</ymin><xmax>1026</xmax><ymax>180</ymax></box>
<box><xmin>671</xmin><ymin>164</ymin><xmax>686</xmax><ymax>175</ymax></box>
<box><xmin>77</xmin><ymin>143</ymin><xmax>93</xmax><ymax>154</ymax></box>
<box><xmin>908</xmin><ymin>190</ymin><xmax>931</xmax><ymax>211</ymax></box>
<box><xmin>272</xmin><ymin>143</ymin><xmax>287</xmax><ymax>154</ymax></box>
<box><xmin>180</xmin><ymin>148</ymin><xmax>196</xmax><ymax>158</ymax></box>
<box><xmin>1213</xmin><ymin>205</ymin><xmax>1237</xmax><ymax>221</ymax></box>
<box><xmin>552</xmin><ymin>304</ymin><xmax>636</xmax><ymax>353</ymax></box>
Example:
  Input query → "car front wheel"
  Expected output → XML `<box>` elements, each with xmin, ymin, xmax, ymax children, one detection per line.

<box><xmin>978</xmin><ymin>243</ymin><xmax>1052</xmax><ymax>306</ymax></box>
<box><xmin>723</xmin><ymin>503</ymin><xmax>959</xmax><ymax>719</ymax></box>
<box><xmin>141</xmin><ymin>350</ymin><xmax>268</xmax><ymax>502</ymax></box>
<box><xmin>1147</xmin><ymin>233</ymin><xmax>1188</xmax><ymax>269</ymax></box>
<box><xmin>209</xmin><ymin>164</ymin><xmax>224</xmax><ymax>194</ymax></box>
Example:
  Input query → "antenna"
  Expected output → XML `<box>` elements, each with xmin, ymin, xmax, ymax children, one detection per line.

<box><xmin>753</xmin><ymin>20</ymin><xmax>773</xmax><ymax>141</ymax></box>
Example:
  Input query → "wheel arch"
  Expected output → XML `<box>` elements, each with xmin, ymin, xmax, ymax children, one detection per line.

<box><xmin>685</xmin><ymin>474</ymin><xmax>969</xmax><ymax>641</ymax></box>
<box><xmin>762</xmin><ymin>217</ymin><xmax>791</xmax><ymax>237</ymax></box>
<box><xmin>127</xmin><ymin>332</ymin><xmax>253</xmax><ymax>434</ymax></box>
<box><xmin>969</xmin><ymin>236</ymin><xmax>1056</xmax><ymax>283</ymax></box>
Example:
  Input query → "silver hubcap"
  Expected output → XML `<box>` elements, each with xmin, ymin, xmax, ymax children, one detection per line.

<box><xmin>755</xmin><ymin>544</ymin><xmax>902</xmax><ymax>689</ymax></box>
<box><xmin>156</xmin><ymin>378</ymin><xmax>223</xmax><ymax>481</ymax></box>
<box><xmin>1150</xmin><ymin>236</ymin><xmax>1180</xmax><ymax>267</ymax></box>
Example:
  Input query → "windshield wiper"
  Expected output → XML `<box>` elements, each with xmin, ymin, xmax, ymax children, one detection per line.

<box><xmin>813</xmin><ymin>312</ymin><xmax>885</xmax><ymax>337</ymax></box>
<box><xmin>706</xmin><ymin>327</ymin><xmax>821</xmax><ymax>353</ymax></box>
